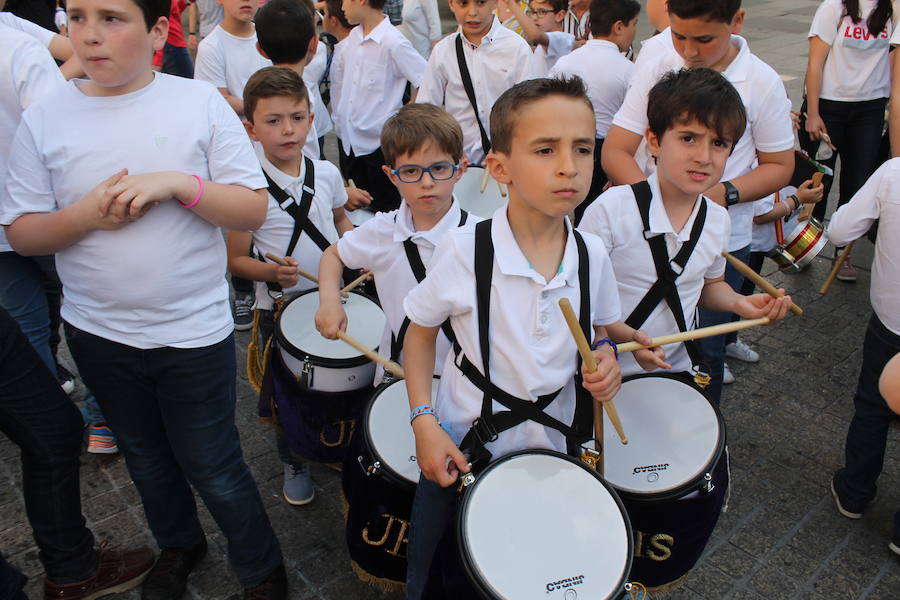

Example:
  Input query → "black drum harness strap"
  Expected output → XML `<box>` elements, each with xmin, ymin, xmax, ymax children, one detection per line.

<box><xmin>388</xmin><ymin>210</ymin><xmax>469</xmax><ymax>365</ymax></box>
<box><xmin>624</xmin><ymin>181</ymin><xmax>709</xmax><ymax>383</ymax></box>
<box><xmin>455</xmin><ymin>34</ymin><xmax>491</xmax><ymax>161</ymax></box>
<box><xmin>455</xmin><ymin>219</ymin><xmax>595</xmax><ymax>473</ymax></box>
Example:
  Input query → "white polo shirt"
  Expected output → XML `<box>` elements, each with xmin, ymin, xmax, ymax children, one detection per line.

<box><xmin>331</xmin><ymin>17</ymin><xmax>427</xmax><ymax>156</ymax></box>
<box><xmin>304</xmin><ymin>41</ymin><xmax>334</xmax><ymax>138</ymax></box>
<box><xmin>612</xmin><ymin>35</ymin><xmax>794</xmax><ymax>253</ymax></box>
<box><xmin>550</xmin><ymin>39</ymin><xmax>633</xmax><ymax>139</ymax></box>
<box><xmin>634</xmin><ymin>26</ymin><xmax>674</xmax><ymax>73</ymax></box>
<box><xmin>338</xmin><ymin>198</ymin><xmax>479</xmax><ymax>384</ymax></box>
<box><xmin>579</xmin><ymin>174</ymin><xmax>730</xmax><ymax>377</ymax></box>
<box><xmin>417</xmin><ymin>18</ymin><xmax>535</xmax><ymax>166</ymax></box>
<box><xmin>194</xmin><ymin>25</ymin><xmax>271</xmax><ymax>106</ymax></box>
<box><xmin>533</xmin><ymin>31</ymin><xmax>575</xmax><ymax>77</ymax></box>
<box><xmin>829</xmin><ymin>158</ymin><xmax>900</xmax><ymax>336</ymax></box>
<box><xmin>250</xmin><ymin>152</ymin><xmax>347</xmax><ymax>311</ymax></box>
<box><xmin>404</xmin><ymin>208</ymin><xmax>621</xmax><ymax>457</ymax></box>
<box><xmin>0</xmin><ymin>12</ymin><xmax>55</xmax><ymax>47</ymax></box>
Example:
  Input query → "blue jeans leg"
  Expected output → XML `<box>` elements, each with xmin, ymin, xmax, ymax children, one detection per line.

<box><xmin>64</xmin><ymin>325</ymin><xmax>283</xmax><ymax>587</ymax></box>
<box><xmin>0</xmin><ymin>252</ymin><xmax>56</xmax><ymax>374</ymax></box>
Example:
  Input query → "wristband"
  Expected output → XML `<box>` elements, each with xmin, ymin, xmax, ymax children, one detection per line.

<box><xmin>189</xmin><ymin>31</ymin><xmax>198</xmax><ymax>35</ymax></box>
<box><xmin>409</xmin><ymin>404</ymin><xmax>437</xmax><ymax>424</ymax></box>
<box><xmin>591</xmin><ymin>337</ymin><xmax>618</xmax><ymax>360</ymax></box>
<box><xmin>788</xmin><ymin>194</ymin><xmax>800</xmax><ymax>212</ymax></box>
<box><xmin>179</xmin><ymin>174</ymin><xmax>203</xmax><ymax>208</ymax></box>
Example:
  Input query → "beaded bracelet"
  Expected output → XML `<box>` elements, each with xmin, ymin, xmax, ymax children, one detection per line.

<box><xmin>409</xmin><ymin>404</ymin><xmax>437</xmax><ymax>424</ymax></box>
<box><xmin>179</xmin><ymin>174</ymin><xmax>203</xmax><ymax>208</ymax></box>
<box><xmin>591</xmin><ymin>337</ymin><xmax>618</xmax><ymax>360</ymax></box>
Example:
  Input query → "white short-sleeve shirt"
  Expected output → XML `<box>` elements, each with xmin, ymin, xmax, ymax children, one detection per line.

<box><xmin>196</xmin><ymin>0</ymin><xmax>225</xmax><ymax>38</ymax></box>
<box><xmin>810</xmin><ymin>0</ymin><xmax>893</xmax><ymax>101</ymax></box>
<box><xmin>634</xmin><ymin>26</ymin><xmax>674</xmax><ymax>73</ymax></box>
<box><xmin>1</xmin><ymin>74</ymin><xmax>266</xmax><ymax>349</ymax></box>
<box><xmin>250</xmin><ymin>152</ymin><xmax>347</xmax><ymax>311</ymax></box>
<box><xmin>612</xmin><ymin>35</ymin><xmax>794</xmax><ymax>253</ymax></box>
<box><xmin>578</xmin><ymin>174</ymin><xmax>730</xmax><ymax>377</ymax></box>
<box><xmin>303</xmin><ymin>41</ymin><xmax>334</xmax><ymax>138</ymax></box>
<box><xmin>400</xmin><ymin>0</ymin><xmax>443</xmax><ymax>58</ymax></box>
<box><xmin>0</xmin><ymin>12</ymin><xmax>56</xmax><ymax>47</ymax></box>
<box><xmin>404</xmin><ymin>208</ymin><xmax>621</xmax><ymax>457</ymax></box>
<box><xmin>194</xmin><ymin>25</ymin><xmax>271</xmax><ymax>104</ymax></box>
<box><xmin>337</xmin><ymin>199</ymin><xmax>479</xmax><ymax>384</ymax></box>
<box><xmin>533</xmin><ymin>31</ymin><xmax>575</xmax><ymax>77</ymax></box>
<box><xmin>550</xmin><ymin>39</ymin><xmax>633</xmax><ymax>139</ymax></box>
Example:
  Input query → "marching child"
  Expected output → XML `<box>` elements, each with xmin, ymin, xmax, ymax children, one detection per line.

<box><xmin>227</xmin><ymin>66</ymin><xmax>353</xmax><ymax>506</ymax></box>
<box><xmin>315</xmin><ymin>103</ymin><xmax>476</xmax><ymax>385</ymax></box>
<box><xmin>416</xmin><ymin>0</ymin><xmax>534</xmax><ymax>167</ymax></box>
<box><xmin>2</xmin><ymin>0</ymin><xmax>286</xmax><ymax>596</ymax></box>
<box><xmin>497</xmin><ymin>0</ymin><xmax>574</xmax><ymax>76</ymax></box>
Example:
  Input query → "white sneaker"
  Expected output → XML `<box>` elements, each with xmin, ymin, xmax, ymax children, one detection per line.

<box><xmin>723</xmin><ymin>363</ymin><xmax>735</xmax><ymax>385</ymax></box>
<box><xmin>725</xmin><ymin>338</ymin><xmax>759</xmax><ymax>363</ymax></box>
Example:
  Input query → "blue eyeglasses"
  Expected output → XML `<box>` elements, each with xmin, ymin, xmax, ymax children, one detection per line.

<box><xmin>391</xmin><ymin>161</ymin><xmax>460</xmax><ymax>183</ymax></box>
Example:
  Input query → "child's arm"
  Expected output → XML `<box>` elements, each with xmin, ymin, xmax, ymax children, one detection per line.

<box><xmin>703</xmin><ymin>150</ymin><xmax>794</xmax><ymax>208</ymax></box>
<box><xmin>497</xmin><ymin>0</ymin><xmax>549</xmax><ymax>48</ymax></box>
<box><xmin>604</xmin><ymin>321</ymin><xmax>672</xmax><ymax>371</ymax></box>
<box><xmin>217</xmin><ymin>88</ymin><xmax>245</xmax><ymax>117</ymax></box>
<box><xmin>47</xmin><ymin>35</ymin><xmax>85</xmax><ymax>79</ymax></box>
<box><xmin>226</xmin><ymin>230</ymin><xmax>300</xmax><ymax>288</ymax></box>
<box><xmin>188</xmin><ymin>1</ymin><xmax>199</xmax><ymax>50</ymax></box>
<box><xmin>332</xmin><ymin>207</ymin><xmax>354</xmax><ymax>236</ymax></box>
<box><xmin>753</xmin><ymin>179</ymin><xmax>824</xmax><ymax>225</ymax></box>
<box><xmin>803</xmin><ymin>36</ymin><xmax>831</xmax><ymax>142</ymax></box>
<box><xmin>314</xmin><ymin>245</ymin><xmax>350</xmax><ymax>338</ymax></box>
<box><xmin>601</xmin><ymin>126</ymin><xmax>649</xmax><ymax>185</ymax></box>
<box><xmin>699</xmin><ymin>277</ymin><xmax>792</xmax><ymax>324</ymax></box>
<box><xmin>580</xmin><ymin>325</ymin><xmax>623</xmax><ymax>402</ymax></box>
<box><xmin>405</xmin><ymin>321</ymin><xmax>470</xmax><ymax>487</ymax></box>
<box><xmin>828</xmin><ymin>160</ymin><xmax>888</xmax><ymax>247</ymax></box>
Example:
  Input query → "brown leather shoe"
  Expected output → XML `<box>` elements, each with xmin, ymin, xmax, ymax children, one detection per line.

<box><xmin>45</xmin><ymin>543</ymin><xmax>155</xmax><ymax>600</ymax></box>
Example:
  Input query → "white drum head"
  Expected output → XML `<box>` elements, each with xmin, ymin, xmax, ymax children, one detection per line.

<box><xmin>346</xmin><ymin>208</ymin><xmax>375</xmax><ymax>227</ymax></box>
<box><xmin>602</xmin><ymin>376</ymin><xmax>722</xmax><ymax>496</ymax></box>
<box><xmin>454</xmin><ymin>166</ymin><xmax>507</xmax><ymax>219</ymax></box>
<box><xmin>278</xmin><ymin>291</ymin><xmax>385</xmax><ymax>360</ymax></box>
<box><xmin>366</xmin><ymin>378</ymin><xmax>439</xmax><ymax>485</ymax></box>
<box><xmin>460</xmin><ymin>452</ymin><xmax>630</xmax><ymax>599</ymax></box>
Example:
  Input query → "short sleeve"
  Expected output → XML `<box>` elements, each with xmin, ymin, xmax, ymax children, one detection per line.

<box><xmin>577</xmin><ymin>187</ymin><xmax>619</xmax><ymax>250</ymax></box>
<box><xmin>392</xmin><ymin>35</ymin><xmax>428</xmax><ymax>88</ymax></box>
<box><xmin>809</xmin><ymin>0</ymin><xmax>842</xmax><ymax>45</ymax></box>
<box><xmin>585</xmin><ymin>235</ymin><xmax>622</xmax><ymax>326</ymax></box>
<box><xmin>206</xmin><ymin>90</ymin><xmax>266</xmax><ymax>188</ymax></box>
<box><xmin>753</xmin><ymin>194</ymin><xmax>775</xmax><ymax>216</ymax></box>
<box><xmin>829</xmin><ymin>158</ymin><xmax>892</xmax><ymax>245</ymax></box>
<box><xmin>415</xmin><ymin>43</ymin><xmax>448</xmax><ymax>105</ymax></box>
<box><xmin>336</xmin><ymin>217</ymin><xmax>384</xmax><ymax>270</ymax></box>
<box><xmin>704</xmin><ymin>205</ymin><xmax>730</xmax><ymax>279</ymax></box>
<box><xmin>404</xmin><ymin>232</ymin><xmax>467</xmax><ymax>327</ymax></box>
<box><xmin>611</xmin><ymin>56</ymin><xmax>668</xmax><ymax>135</ymax></box>
<box><xmin>1</xmin><ymin>119</ymin><xmax>56</xmax><ymax>226</ymax></box>
<box><xmin>194</xmin><ymin>37</ymin><xmax>227</xmax><ymax>89</ymax></box>
<box><xmin>748</xmin><ymin>75</ymin><xmax>794</xmax><ymax>153</ymax></box>
<box><xmin>546</xmin><ymin>31</ymin><xmax>575</xmax><ymax>60</ymax></box>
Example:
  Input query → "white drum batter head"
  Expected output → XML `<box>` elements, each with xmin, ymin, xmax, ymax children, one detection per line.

<box><xmin>602</xmin><ymin>375</ymin><xmax>724</xmax><ymax>499</ymax></box>
<box><xmin>365</xmin><ymin>377</ymin><xmax>440</xmax><ymax>486</ymax></box>
<box><xmin>459</xmin><ymin>451</ymin><xmax>632</xmax><ymax>600</ymax></box>
<box><xmin>454</xmin><ymin>166</ymin><xmax>507</xmax><ymax>219</ymax></box>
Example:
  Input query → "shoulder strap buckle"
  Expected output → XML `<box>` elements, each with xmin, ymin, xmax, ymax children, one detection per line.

<box><xmin>470</xmin><ymin>416</ymin><xmax>499</xmax><ymax>446</ymax></box>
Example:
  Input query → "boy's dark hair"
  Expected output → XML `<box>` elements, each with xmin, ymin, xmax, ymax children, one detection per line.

<box><xmin>589</xmin><ymin>0</ymin><xmax>640</xmax><ymax>37</ymax></box>
<box><xmin>667</xmin><ymin>0</ymin><xmax>741</xmax><ymax>24</ymax></box>
<box><xmin>490</xmin><ymin>76</ymin><xmax>593</xmax><ymax>155</ymax></box>
<box><xmin>133</xmin><ymin>0</ymin><xmax>170</xmax><ymax>30</ymax></box>
<box><xmin>532</xmin><ymin>0</ymin><xmax>568</xmax><ymax>14</ymax></box>
<box><xmin>366</xmin><ymin>0</ymin><xmax>386</xmax><ymax>11</ymax></box>
<box><xmin>324</xmin><ymin>0</ymin><xmax>353</xmax><ymax>28</ymax></box>
<box><xmin>243</xmin><ymin>66</ymin><xmax>311</xmax><ymax>123</ymax></box>
<box><xmin>381</xmin><ymin>103</ymin><xmax>464</xmax><ymax>166</ymax></box>
<box><xmin>255</xmin><ymin>0</ymin><xmax>316</xmax><ymax>65</ymax></box>
<box><xmin>647</xmin><ymin>68</ymin><xmax>747</xmax><ymax>146</ymax></box>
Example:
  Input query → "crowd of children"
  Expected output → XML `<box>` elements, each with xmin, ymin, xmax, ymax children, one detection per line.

<box><xmin>0</xmin><ymin>0</ymin><xmax>898</xmax><ymax>597</ymax></box>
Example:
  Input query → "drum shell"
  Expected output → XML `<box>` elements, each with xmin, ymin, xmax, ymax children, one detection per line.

<box><xmin>776</xmin><ymin>218</ymin><xmax>829</xmax><ymax>271</ymax></box>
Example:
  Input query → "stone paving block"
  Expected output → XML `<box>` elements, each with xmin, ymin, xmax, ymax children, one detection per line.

<box><xmin>748</xmin><ymin>563</ymin><xmax>801</xmax><ymax>599</ymax></box>
<box><xmin>810</xmin><ymin>568</ymin><xmax>865</xmax><ymax>600</ymax></box>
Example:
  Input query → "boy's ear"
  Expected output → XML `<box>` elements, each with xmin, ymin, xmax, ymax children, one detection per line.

<box><xmin>306</xmin><ymin>34</ymin><xmax>319</xmax><ymax>60</ymax></box>
<box><xmin>381</xmin><ymin>164</ymin><xmax>400</xmax><ymax>186</ymax></box>
<box><xmin>256</xmin><ymin>42</ymin><xmax>270</xmax><ymax>60</ymax></box>
<box><xmin>150</xmin><ymin>16</ymin><xmax>169</xmax><ymax>52</ymax></box>
<box><xmin>645</xmin><ymin>128</ymin><xmax>661</xmax><ymax>159</ymax></box>
<box><xmin>554</xmin><ymin>9</ymin><xmax>566</xmax><ymax>24</ymax></box>
<box><xmin>730</xmin><ymin>9</ymin><xmax>745</xmax><ymax>34</ymax></box>
<box><xmin>485</xmin><ymin>151</ymin><xmax>512</xmax><ymax>185</ymax></box>
<box><xmin>244</xmin><ymin>119</ymin><xmax>260</xmax><ymax>142</ymax></box>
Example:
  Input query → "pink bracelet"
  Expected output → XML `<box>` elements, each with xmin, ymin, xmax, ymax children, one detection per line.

<box><xmin>179</xmin><ymin>174</ymin><xmax>203</xmax><ymax>208</ymax></box>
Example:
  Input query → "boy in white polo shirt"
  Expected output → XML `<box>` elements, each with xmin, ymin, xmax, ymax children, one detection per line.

<box><xmin>601</xmin><ymin>0</ymin><xmax>795</xmax><ymax>404</ymax></box>
<box><xmin>496</xmin><ymin>0</ymin><xmax>574</xmax><ymax>76</ymax></box>
<box><xmin>331</xmin><ymin>0</ymin><xmax>427</xmax><ymax>213</ymax></box>
<box><xmin>416</xmin><ymin>0</ymin><xmax>534</xmax><ymax>167</ymax></box>
<box><xmin>549</xmin><ymin>0</ymin><xmax>639</xmax><ymax>223</ymax></box>
<box><xmin>1</xmin><ymin>0</ymin><xmax>286</xmax><ymax>596</ymax></box>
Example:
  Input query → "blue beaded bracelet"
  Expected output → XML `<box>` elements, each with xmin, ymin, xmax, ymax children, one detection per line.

<box><xmin>591</xmin><ymin>337</ymin><xmax>618</xmax><ymax>360</ymax></box>
<box><xmin>409</xmin><ymin>404</ymin><xmax>437</xmax><ymax>424</ymax></box>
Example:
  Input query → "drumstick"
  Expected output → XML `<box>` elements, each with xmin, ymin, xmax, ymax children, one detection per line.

<box><xmin>617</xmin><ymin>317</ymin><xmax>770</xmax><ymax>353</ymax></box>
<box><xmin>721</xmin><ymin>252</ymin><xmax>803</xmax><ymax>316</ymax></box>
<box><xmin>819</xmin><ymin>240</ymin><xmax>855</xmax><ymax>295</ymax></box>
<box><xmin>480</xmin><ymin>168</ymin><xmax>490</xmax><ymax>193</ymax></box>
<box><xmin>497</xmin><ymin>181</ymin><xmax>508</xmax><ymax>198</ymax></box>
<box><xmin>798</xmin><ymin>172</ymin><xmax>825</xmax><ymax>221</ymax></box>
<box><xmin>558</xmin><ymin>299</ymin><xmax>628</xmax><ymax>446</ymax></box>
<box><xmin>340</xmin><ymin>271</ymin><xmax>370</xmax><ymax>294</ymax></box>
<box><xmin>264</xmin><ymin>252</ymin><xmax>348</xmax><ymax>297</ymax></box>
<box><xmin>336</xmin><ymin>330</ymin><xmax>405</xmax><ymax>379</ymax></box>
<box><xmin>801</xmin><ymin>115</ymin><xmax>837</xmax><ymax>151</ymax></box>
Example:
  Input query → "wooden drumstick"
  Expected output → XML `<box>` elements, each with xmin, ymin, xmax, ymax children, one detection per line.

<box><xmin>498</xmin><ymin>181</ymin><xmax>508</xmax><ymax>198</ymax></box>
<box><xmin>480</xmin><ymin>168</ymin><xmax>490</xmax><ymax>193</ymax></box>
<box><xmin>336</xmin><ymin>330</ymin><xmax>405</xmax><ymax>379</ymax></box>
<box><xmin>558</xmin><ymin>299</ymin><xmax>628</xmax><ymax>446</ymax></box>
<box><xmin>617</xmin><ymin>317</ymin><xmax>770</xmax><ymax>353</ymax></box>
<box><xmin>819</xmin><ymin>240</ymin><xmax>855</xmax><ymax>295</ymax></box>
<box><xmin>340</xmin><ymin>271</ymin><xmax>371</xmax><ymax>294</ymax></box>
<box><xmin>264</xmin><ymin>252</ymin><xmax>348</xmax><ymax>297</ymax></box>
<box><xmin>721</xmin><ymin>252</ymin><xmax>803</xmax><ymax>316</ymax></box>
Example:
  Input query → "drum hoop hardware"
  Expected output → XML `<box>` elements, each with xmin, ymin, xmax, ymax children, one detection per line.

<box><xmin>579</xmin><ymin>444</ymin><xmax>602</xmax><ymax>471</ymax></box>
<box><xmin>700</xmin><ymin>472</ymin><xmax>714</xmax><ymax>494</ymax></box>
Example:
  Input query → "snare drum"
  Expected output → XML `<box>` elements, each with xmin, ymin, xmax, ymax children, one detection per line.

<box><xmin>458</xmin><ymin>450</ymin><xmax>633</xmax><ymax>599</ymax></box>
<box><xmin>275</xmin><ymin>289</ymin><xmax>385</xmax><ymax>392</ymax></box>
<box><xmin>601</xmin><ymin>373</ymin><xmax>728</xmax><ymax>589</ymax></box>
<box><xmin>768</xmin><ymin>217</ymin><xmax>828</xmax><ymax>271</ymax></box>
<box><xmin>454</xmin><ymin>166</ymin><xmax>507</xmax><ymax>219</ymax></box>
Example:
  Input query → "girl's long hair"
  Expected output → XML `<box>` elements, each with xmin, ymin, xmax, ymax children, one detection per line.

<box><xmin>844</xmin><ymin>0</ymin><xmax>893</xmax><ymax>36</ymax></box>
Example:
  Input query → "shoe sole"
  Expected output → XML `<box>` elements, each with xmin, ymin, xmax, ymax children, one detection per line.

<box><xmin>831</xmin><ymin>480</ymin><xmax>863</xmax><ymax>519</ymax></box>
<box><xmin>283</xmin><ymin>489</ymin><xmax>315</xmax><ymax>506</ymax></box>
<box><xmin>890</xmin><ymin>541</ymin><xmax>900</xmax><ymax>556</ymax></box>
<box><xmin>233</xmin><ymin>322</ymin><xmax>252</xmax><ymax>332</ymax></box>
<box><xmin>87</xmin><ymin>446</ymin><xmax>119</xmax><ymax>455</ymax></box>
<box><xmin>80</xmin><ymin>567</ymin><xmax>151</xmax><ymax>600</ymax></box>
<box><xmin>836</xmin><ymin>275</ymin><xmax>857</xmax><ymax>282</ymax></box>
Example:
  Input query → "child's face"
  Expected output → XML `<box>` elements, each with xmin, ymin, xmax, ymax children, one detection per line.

<box><xmin>341</xmin><ymin>0</ymin><xmax>364</xmax><ymax>26</ymax></box>
<box><xmin>646</xmin><ymin>118</ymin><xmax>733</xmax><ymax>201</ymax></box>
<box><xmin>617</xmin><ymin>16</ymin><xmax>639</xmax><ymax>52</ymax></box>
<box><xmin>216</xmin><ymin>0</ymin><xmax>258</xmax><ymax>24</ymax></box>
<box><xmin>527</xmin><ymin>0</ymin><xmax>563</xmax><ymax>32</ymax></box>
<box><xmin>489</xmin><ymin>95</ymin><xmax>595</xmax><ymax>219</ymax></box>
<box><xmin>448</xmin><ymin>0</ymin><xmax>496</xmax><ymax>41</ymax></box>
<box><xmin>669</xmin><ymin>11</ymin><xmax>743</xmax><ymax>71</ymax></box>
<box><xmin>67</xmin><ymin>0</ymin><xmax>167</xmax><ymax>96</ymax></box>
<box><xmin>246</xmin><ymin>96</ymin><xmax>314</xmax><ymax>169</ymax></box>
<box><xmin>383</xmin><ymin>141</ymin><xmax>464</xmax><ymax>219</ymax></box>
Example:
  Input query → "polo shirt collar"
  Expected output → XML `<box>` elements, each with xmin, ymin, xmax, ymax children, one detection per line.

<box><xmin>491</xmin><ymin>206</ymin><xmax>579</xmax><ymax>288</ymax></box>
<box><xmin>392</xmin><ymin>197</ymin><xmax>464</xmax><ymax>245</ymax></box>
<box><xmin>361</xmin><ymin>16</ymin><xmax>391</xmax><ymax>43</ymax></box>
<box><xmin>458</xmin><ymin>16</ymin><xmax>502</xmax><ymax>48</ymax></box>
<box><xmin>645</xmin><ymin>173</ymin><xmax>705</xmax><ymax>241</ymax></box>
<box><xmin>585</xmin><ymin>39</ymin><xmax>618</xmax><ymax>51</ymax></box>
<box><xmin>258</xmin><ymin>150</ymin><xmax>305</xmax><ymax>193</ymax></box>
<box><xmin>722</xmin><ymin>35</ymin><xmax>750</xmax><ymax>82</ymax></box>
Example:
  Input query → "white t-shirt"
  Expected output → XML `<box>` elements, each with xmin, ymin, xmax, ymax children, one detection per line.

<box><xmin>533</xmin><ymin>31</ymin><xmax>575</xmax><ymax>77</ymax></box>
<box><xmin>400</xmin><ymin>0</ymin><xmax>442</xmax><ymax>58</ymax></box>
<box><xmin>550</xmin><ymin>39</ymin><xmax>632</xmax><ymax>139</ymax></box>
<box><xmin>612</xmin><ymin>35</ymin><xmax>794</xmax><ymax>252</ymax></box>
<box><xmin>578</xmin><ymin>174</ymin><xmax>730</xmax><ymax>377</ymax></box>
<box><xmin>337</xmin><ymin>199</ymin><xmax>479</xmax><ymax>384</ymax></box>
<box><xmin>829</xmin><ymin>158</ymin><xmax>900</xmax><ymax>335</ymax></box>
<box><xmin>303</xmin><ymin>41</ymin><xmax>334</xmax><ymax>138</ymax></box>
<box><xmin>194</xmin><ymin>25</ymin><xmax>271</xmax><ymax>107</ymax></box>
<box><xmin>0</xmin><ymin>12</ymin><xmax>55</xmax><ymax>47</ymax></box>
<box><xmin>810</xmin><ymin>0</ymin><xmax>893</xmax><ymax>101</ymax></box>
<box><xmin>1</xmin><ymin>74</ymin><xmax>266</xmax><ymax>349</ymax></box>
<box><xmin>404</xmin><ymin>208</ymin><xmax>621</xmax><ymax>457</ymax></box>
<box><xmin>251</xmin><ymin>152</ymin><xmax>347</xmax><ymax>311</ymax></box>
<box><xmin>0</xmin><ymin>25</ymin><xmax>64</xmax><ymax>253</ymax></box>
<box><xmin>196</xmin><ymin>0</ymin><xmax>225</xmax><ymax>38</ymax></box>
<box><xmin>634</xmin><ymin>26</ymin><xmax>674</xmax><ymax>73</ymax></box>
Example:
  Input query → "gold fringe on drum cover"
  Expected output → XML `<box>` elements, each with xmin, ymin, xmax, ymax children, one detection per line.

<box><xmin>339</xmin><ymin>495</ymin><xmax>407</xmax><ymax>594</ymax></box>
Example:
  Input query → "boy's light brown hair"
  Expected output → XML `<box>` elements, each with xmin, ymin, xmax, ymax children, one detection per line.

<box><xmin>381</xmin><ymin>103</ymin><xmax>465</xmax><ymax>166</ymax></box>
<box><xmin>243</xmin><ymin>66</ymin><xmax>310</xmax><ymax>123</ymax></box>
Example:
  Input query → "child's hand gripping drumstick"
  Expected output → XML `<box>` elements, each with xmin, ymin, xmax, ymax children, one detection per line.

<box><xmin>798</xmin><ymin>172</ymin><xmax>825</xmax><ymax>221</ymax></box>
<box><xmin>264</xmin><ymin>253</ymin><xmax>348</xmax><ymax>298</ymax></box>
<box><xmin>558</xmin><ymin>299</ymin><xmax>627</xmax><ymax>446</ymax></box>
<box><xmin>721</xmin><ymin>252</ymin><xmax>803</xmax><ymax>316</ymax></box>
<box><xmin>616</xmin><ymin>317</ymin><xmax>770</xmax><ymax>353</ymax></box>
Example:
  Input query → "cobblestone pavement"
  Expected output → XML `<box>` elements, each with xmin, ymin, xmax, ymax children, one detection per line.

<box><xmin>2</xmin><ymin>0</ymin><xmax>899</xmax><ymax>598</ymax></box>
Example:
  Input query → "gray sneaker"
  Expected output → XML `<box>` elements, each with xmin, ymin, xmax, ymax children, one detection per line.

<box><xmin>283</xmin><ymin>463</ymin><xmax>314</xmax><ymax>506</ymax></box>
<box><xmin>233</xmin><ymin>292</ymin><xmax>254</xmax><ymax>332</ymax></box>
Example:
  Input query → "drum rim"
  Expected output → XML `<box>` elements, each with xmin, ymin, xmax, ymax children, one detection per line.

<box><xmin>610</xmin><ymin>372</ymin><xmax>727</xmax><ymax>502</ymax></box>
<box><xmin>275</xmin><ymin>288</ymin><xmax>381</xmax><ymax>368</ymax></box>
<box><xmin>456</xmin><ymin>449</ymin><xmax>634</xmax><ymax>600</ymax></box>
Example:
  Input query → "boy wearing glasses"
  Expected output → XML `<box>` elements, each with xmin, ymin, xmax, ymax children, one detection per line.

<box><xmin>316</xmin><ymin>103</ymin><xmax>479</xmax><ymax>385</ymax></box>
<box><xmin>498</xmin><ymin>0</ymin><xmax>573</xmax><ymax>76</ymax></box>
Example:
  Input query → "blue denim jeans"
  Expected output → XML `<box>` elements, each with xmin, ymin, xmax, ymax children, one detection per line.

<box><xmin>0</xmin><ymin>307</ymin><xmax>96</xmax><ymax>591</ymax></box>
<box><xmin>64</xmin><ymin>324</ymin><xmax>283</xmax><ymax>587</ymax></box>
<box><xmin>698</xmin><ymin>244</ymin><xmax>750</xmax><ymax>405</ymax></box>
<box><xmin>161</xmin><ymin>42</ymin><xmax>194</xmax><ymax>78</ymax></box>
